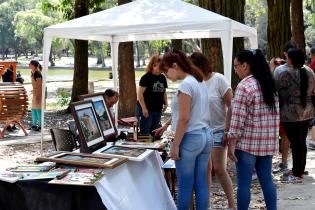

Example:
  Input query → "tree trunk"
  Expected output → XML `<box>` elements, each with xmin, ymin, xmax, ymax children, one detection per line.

<box><xmin>135</xmin><ymin>41</ymin><xmax>141</xmax><ymax>67</ymax></box>
<box><xmin>171</xmin><ymin>39</ymin><xmax>182</xmax><ymax>51</ymax></box>
<box><xmin>198</xmin><ymin>0</ymin><xmax>245</xmax><ymax>89</ymax></box>
<box><xmin>267</xmin><ymin>0</ymin><xmax>291</xmax><ymax>59</ymax></box>
<box><xmin>118</xmin><ymin>0</ymin><xmax>137</xmax><ymax>118</ymax></box>
<box><xmin>70</xmin><ymin>0</ymin><xmax>89</xmax><ymax>105</ymax></box>
<box><xmin>291</xmin><ymin>0</ymin><xmax>306</xmax><ymax>53</ymax></box>
<box><xmin>71</xmin><ymin>39</ymin><xmax>89</xmax><ymax>102</ymax></box>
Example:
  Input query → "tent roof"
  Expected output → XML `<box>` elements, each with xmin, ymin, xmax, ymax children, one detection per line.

<box><xmin>45</xmin><ymin>0</ymin><xmax>257</xmax><ymax>42</ymax></box>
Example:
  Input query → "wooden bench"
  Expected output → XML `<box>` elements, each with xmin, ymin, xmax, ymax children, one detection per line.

<box><xmin>0</xmin><ymin>83</ymin><xmax>28</xmax><ymax>138</ymax></box>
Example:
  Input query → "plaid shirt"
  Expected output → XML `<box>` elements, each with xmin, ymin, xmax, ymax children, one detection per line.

<box><xmin>229</xmin><ymin>75</ymin><xmax>280</xmax><ymax>156</ymax></box>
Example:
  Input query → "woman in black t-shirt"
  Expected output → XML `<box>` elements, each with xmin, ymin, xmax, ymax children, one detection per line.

<box><xmin>136</xmin><ymin>55</ymin><xmax>168</xmax><ymax>136</ymax></box>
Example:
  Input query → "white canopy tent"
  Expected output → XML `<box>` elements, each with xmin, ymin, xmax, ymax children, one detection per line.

<box><xmin>40</xmin><ymin>0</ymin><xmax>258</xmax><ymax>153</ymax></box>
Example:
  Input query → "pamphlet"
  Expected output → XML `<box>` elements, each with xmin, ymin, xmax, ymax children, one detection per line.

<box><xmin>19</xmin><ymin>168</ymin><xmax>70</xmax><ymax>181</ymax></box>
<box><xmin>0</xmin><ymin>171</ymin><xmax>23</xmax><ymax>183</ymax></box>
<box><xmin>12</xmin><ymin>165</ymin><xmax>55</xmax><ymax>172</ymax></box>
<box><xmin>162</xmin><ymin>159</ymin><xmax>176</xmax><ymax>169</ymax></box>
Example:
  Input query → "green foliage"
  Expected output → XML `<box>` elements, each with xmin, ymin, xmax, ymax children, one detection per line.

<box><xmin>13</xmin><ymin>10</ymin><xmax>53</xmax><ymax>52</ymax></box>
<box><xmin>148</xmin><ymin>40</ymin><xmax>171</xmax><ymax>55</ymax></box>
<box><xmin>56</xmin><ymin>90</ymin><xmax>71</xmax><ymax>107</ymax></box>
<box><xmin>245</xmin><ymin>0</ymin><xmax>268</xmax><ymax>52</ymax></box>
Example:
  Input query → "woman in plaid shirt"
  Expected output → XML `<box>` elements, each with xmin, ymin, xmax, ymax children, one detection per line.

<box><xmin>227</xmin><ymin>49</ymin><xmax>279</xmax><ymax>210</ymax></box>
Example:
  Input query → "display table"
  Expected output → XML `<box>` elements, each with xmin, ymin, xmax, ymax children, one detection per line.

<box><xmin>0</xmin><ymin>180</ymin><xmax>106</xmax><ymax>210</ymax></box>
<box><xmin>0</xmin><ymin>151</ymin><xmax>176</xmax><ymax>210</ymax></box>
<box><xmin>96</xmin><ymin>151</ymin><xmax>176</xmax><ymax>210</ymax></box>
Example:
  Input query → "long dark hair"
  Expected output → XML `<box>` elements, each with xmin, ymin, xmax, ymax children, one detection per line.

<box><xmin>159</xmin><ymin>49</ymin><xmax>204</xmax><ymax>82</ymax></box>
<box><xmin>288</xmin><ymin>48</ymin><xmax>308</xmax><ymax>108</ymax></box>
<box><xmin>189</xmin><ymin>52</ymin><xmax>212</xmax><ymax>77</ymax></box>
<box><xmin>235</xmin><ymin>49</ymin><xmax>277</xmax><ymax>110</ymax></box>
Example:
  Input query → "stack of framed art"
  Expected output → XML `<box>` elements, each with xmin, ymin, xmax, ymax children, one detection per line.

<box><xmin>35</xmin><ymin>152</ymin><xmax>127</xmax><ymax>169</ymax></box>
<box><xmin>71</xmin><ymin>92</ymin><xmax>117</xmax><ymax>153</ymax></box>
<box><xmin>67</xmin><ymin>90</ymin><xmax>156</xmax><ymax>162</ymax></box>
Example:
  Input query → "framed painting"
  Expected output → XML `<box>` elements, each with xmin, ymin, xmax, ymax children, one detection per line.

<box><xmin>93</xmin><ymin>145</ymin><xmax>153</xmax><ymax>161</ymax></box>
<box><xmin>71</xmin><ymin>100</ymin><xmax>106</xmax><ymax>153</ymax></box>
<box><xmin>118</xmin><ymin>140</ymin><xmax>166</xmax><ymax>150</ymax></box>
<box><xmin>80</xmin><ymin>92</ymin><xmax>117</xmax><ymax>141</ymax></box>
<box><xmin>35</xmin><ymin>152</ymin><xmax>127</xmax><ymax>169</ymax></box>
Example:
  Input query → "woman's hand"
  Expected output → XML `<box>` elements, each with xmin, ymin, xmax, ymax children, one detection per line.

<box><xmin>153</xmin><ymin>125</ymin><xmax>167</xmax><ymax>137</ymax></box>
<box><xmin>227</xmin><ymin>139</ymin><xmax>238</xmax><ymax>162</ymax></box>
<box><xmin>142</xmin><ymin>108</ymin><xmax>149</xmax><ymax>118</ymax></box>
<box><xmin>222</xmin><ymin>132</ymin><xmax>229</xmax><ymax>147</ymax></box>
<box><xmin>162</xmin><ymin>104</ymin><xmax>168</xmax><ymax>113</ymax></box>
<box><xmin>170</xmin><ymin>144</ymin><xmax>180</xmax><ymax>160</ymax></box>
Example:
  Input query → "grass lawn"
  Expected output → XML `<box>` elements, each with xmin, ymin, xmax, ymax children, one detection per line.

<box><xmin>17</xmin><ymin>68</ymin><xmax>146</xmax><ymax>83</ymax></box>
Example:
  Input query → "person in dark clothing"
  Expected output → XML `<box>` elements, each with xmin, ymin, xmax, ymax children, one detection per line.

<box><xmin>136</xmin><ymin>54</ymin><xmax>168</xmax><ymax>137</ymax></box>
<box><xmin>2</xmin><ymin>65</ymin><xmax>14</xmax><ymax>82</ymax></box>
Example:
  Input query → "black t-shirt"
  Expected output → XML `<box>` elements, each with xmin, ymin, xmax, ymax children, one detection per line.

<box><xmin>138</xmin><ymin>72</ymin><xmax>168</xmax><ymax>112</ymax></box>
<box><xmin>31</xmin><ymin>70</ymin><xmax>42</xmax><ymax>81</ymax></box>
<box><xmin>2</xmin><ymin>69</ymin><xmax>13</xmax><ymax>82</ymax></box>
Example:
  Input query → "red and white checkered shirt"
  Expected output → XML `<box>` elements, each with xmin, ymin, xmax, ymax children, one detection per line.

<box><xmin>229</xmin><ymin>75</ymin><xmax>280</xmax><ymax>156</ymax></box>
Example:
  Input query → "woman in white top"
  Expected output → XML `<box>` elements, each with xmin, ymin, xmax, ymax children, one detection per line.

<box><xmin>159</xmin><ymin>49</ymin><xmax>212</xmax><ymax>210</ymax></box>
<box><xmin>190</xmin><ymin>52</ymin><xmax>235</xmax><ymax>210</ymax></box>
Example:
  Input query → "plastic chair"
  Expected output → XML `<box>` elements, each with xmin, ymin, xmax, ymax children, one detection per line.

<box><xmin>66</xmin><ymin>120</ymin><xmax>80</xmax><ymax>147</ymax></box>
<box><xmin>50</xmin><ymin>128</ymin><xmax>77</xmax><ymax>151</ymax></box>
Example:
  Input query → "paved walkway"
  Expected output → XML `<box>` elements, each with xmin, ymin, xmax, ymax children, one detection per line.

<box><xmin>277</xmin><ymin>141</ymin><xmax>315</xmax><ymax>210</ymax></box>
<box><xmin>0</xmin><ymin>129</ymin><xmax>51</xmax><ymax>146</ymax></box>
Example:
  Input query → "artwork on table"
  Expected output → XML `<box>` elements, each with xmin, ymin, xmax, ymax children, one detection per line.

<box><xmin>94</xmin><ymin>145</ymin><xmax>153</xmax><ymax>161</ymax></box>
<box><xmin>11</xmin><ymin>165</ymin><xmax>55</xmax><ymax>172</ymax></box>
<box><xmin>49</xmin><ymin>169</ymin><xmax>105</xmax><ymax>186</ymax></box>
<box><xmin>35</xmin><ymin>152</ymin><xmax>127</xmax><ymax>169</ymax></box>
<box><xmin>80</xmin><ymin>93</ymin><xmax>117</xmax><ymax>141</ymax></box>
<box><xmin>71</xmin><ymin>100</ymin><xmax>105</xmax><ymax>152</ymax></box>
<box><xmin>0</xmin><ymin>171</ymin><xmax>23</xmax><ymax>183</ymax></box>
<box><xmin>18</xmin><ymin>169</ymin><xmax>69</xmax><ymax>181</ymax></box>
<box><xmin>118</xmin><ymin>140</ymin><xmax>166</xmax><ymax>150</ymax></box>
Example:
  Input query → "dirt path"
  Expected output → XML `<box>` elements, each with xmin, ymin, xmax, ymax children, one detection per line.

<box><xmin>1</xmin><ymin>80</ymin><xmax>315</xmax><ymax>209</ymax></box>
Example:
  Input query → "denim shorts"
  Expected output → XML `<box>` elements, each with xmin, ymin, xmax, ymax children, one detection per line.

<box><xmin>213</xmin><ymin>129</ymin><xmax>224</xmax><ymax>148</ymax></box>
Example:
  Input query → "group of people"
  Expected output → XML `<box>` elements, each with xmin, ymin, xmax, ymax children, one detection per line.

<box><xmin>135</xmin><ymin>42</ymin><xmax>315</xmax><ymax>209</ymax></box>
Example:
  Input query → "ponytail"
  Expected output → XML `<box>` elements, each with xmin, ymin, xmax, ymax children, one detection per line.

<box><xmin>38</xmin><ymin>64</ymin><xmax>42</xmax><ymax>71</ymax></box>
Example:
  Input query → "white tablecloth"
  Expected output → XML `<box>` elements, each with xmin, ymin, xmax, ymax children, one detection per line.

<box><xmin>95</xmin><ymin>151</ymin><xmax>176</xmax><ymax>210</ymax></box>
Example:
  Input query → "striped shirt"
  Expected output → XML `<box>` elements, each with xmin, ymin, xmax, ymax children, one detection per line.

<box><xmin>229</xmin><ymin>75</ymin><xmax>280</xmax><ymax>156</ymax></box>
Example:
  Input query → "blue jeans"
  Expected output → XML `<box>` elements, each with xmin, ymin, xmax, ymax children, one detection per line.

<box><xmin>135</xmin><ymin>104</ymin><xmax>161</xmax><ymax>136</ymax></box>
<box><xmin>235</xmin><ymin>150</ymin><xmax>277</xmax><ymax>210</ymax></box>
<box><xmin>175</xmin><ymin>127</ymin><xmax>212</xmax><ymax>210</ymax></box>
<box><xmin>31</xmin><ymin>109</ymin><xmax>41</xmax><ymax>126</ymax></box>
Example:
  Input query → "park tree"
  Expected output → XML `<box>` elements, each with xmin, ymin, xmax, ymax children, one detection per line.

<box><xmin>305</xmin><ymin>0</ymin><xmax>315</xmax><ymax>47</ymax></box>
<box><xmin>171</xmin><ymin>39</ymin><xmax>183</xmax><ymax>51</ymax></box>
<box><xmin>0</xmin><ymin>0</ymin><xmax>38</xmax><ymax>59</ymax></box>
<box><xmin>291</xmin><ymin>0</ymin><xmax>306</xmax><ymax>52</ymax></box>
<box><xmin>117</xmin><ymin>0</ymin><xmax>137</xmax><ymax>118</ymax></box>
<box><xmin>70</xmin><ymin>0</ymin><xmax>89</xmax><ymax>103</ymax></box>
<box><xmin>197</xmin><ymin>0</ymin><xmax>245</xmax><ymax>88</ymax></box>
<box><xmin>41</xmin><ymin>0</ymin><xmax>116</xmax><ymax>105</ymax></box>
<box><xmin>267</xmin><ymin>0</ymin><xmax>291</xmax><ymax>59</ymax></box>
<box><xmin>13</xmin><ymin>10</ymin><xmax>53</xmax><ymax>56</ymax></box>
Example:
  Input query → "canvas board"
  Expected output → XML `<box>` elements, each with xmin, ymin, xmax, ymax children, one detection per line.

<box><xmin>71</xmin><ymin>100</ymin><xmax>106</xmax><ymax>152</ymax></box>
<box><xmin>35</xmin><ymin>152</ymin><xmax>127</xmax><ymax>169</ymax></box>
<box><xmin>94</xmin><ymin>145</ymin><xmax>153</xmax><ymax>161</ymax></box>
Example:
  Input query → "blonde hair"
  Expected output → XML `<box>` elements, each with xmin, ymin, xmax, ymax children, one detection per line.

<box><xmin>145</xmin><ymin>54</ymin><xmax>161</xmax><ymax>72</ymax></box>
